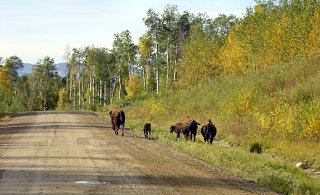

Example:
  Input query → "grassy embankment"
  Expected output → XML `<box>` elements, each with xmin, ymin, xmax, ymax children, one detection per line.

<box><xmin>100</xmin><ymin>58</ymin><xmax>320</xmax><ymax>194</ymax></box>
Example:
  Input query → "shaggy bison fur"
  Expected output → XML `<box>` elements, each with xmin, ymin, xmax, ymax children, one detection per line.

<box><xmin>170</xmin><ymin>123</ymin><xmax>189</xmax><ymax>140</ymax></box>
<box><xmin>109</xmin><ymin>108</ymin><xmax>125</xmax><ymax>136</ymax></box>
<box><xmin>144</xmin><ymin>123</ymin><xmax>151</xmax><ymax>139</ymax></box>
<box><xmin>170</xmin><ymin>116</ymin><xmax>200</xmax><ymax>141</ymax></box>
<box><xmin>201</xmin><ymin>119</ymin><xmax>217</xmax><ymax>144</ymax></box>
<box><xmin>183</xmin><ymin>116</ymin><xmax>200</xmax><ymax>141</ymax></box>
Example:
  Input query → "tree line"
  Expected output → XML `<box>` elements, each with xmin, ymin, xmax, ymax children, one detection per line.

<box><xmin>1</xmin><ymin>0</ymin><xmax>319</xmax><ymax>112</ymax></box>
<box><xmin>0</xmin><ymin>56</ymin><xmax>61</xmax><ymax>111</ymax></box>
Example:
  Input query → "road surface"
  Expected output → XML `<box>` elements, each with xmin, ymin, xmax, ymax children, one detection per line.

<box><xmin>0</xmin><ymin>111</ymin><xmax>276</xmax><ymax>194</ymax></box>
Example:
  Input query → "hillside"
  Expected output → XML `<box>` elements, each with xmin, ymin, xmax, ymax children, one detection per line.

<box><xmin>19</xmin><ymin>62</ymin><xmax>67</xmax><ymax>77</ymax></box>
<box><xmin>120</xmin><ymin>58</ymin><xmax>320</xmax><ymax>194</ymax></box>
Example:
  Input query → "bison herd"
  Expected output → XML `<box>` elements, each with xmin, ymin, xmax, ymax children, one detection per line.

<box><xmin>109</xmin><ymin>108</ymin><xmax>217</xmax><ymax>144</ymax></box>
<box><xmin>170</xmin><ymin>116</ymin><xmax>217</xmax><ymax>144</ymax></box>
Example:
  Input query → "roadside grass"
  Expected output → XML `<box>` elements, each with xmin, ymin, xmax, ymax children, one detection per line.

<box><xmin>125</xmin><ymin>119</ymin><xmax>320</xmax><ymax>195</ymax></box>
<box><xmin>0</xmin><ymin>113</ymin><xmax>13</xmax><ymax>120</ymax></box>
<box><xmin>104</xmin><ymin>58</ymin><xmax>320</xmax><ymax>194</ymax></box>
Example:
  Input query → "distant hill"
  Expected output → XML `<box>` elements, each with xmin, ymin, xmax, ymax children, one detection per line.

<box><xmin>19</xmin><ymin>62</ymin><xmax>67</xmax><ymax>77</ymax></box>
<box><xmin>55</xmin><ymin>62</ymin><xmax>67</xmax><ymax>77</ymax></box>
<box><xmin>19</xmin><ymin>63</ymin><xmax>34</xmax><ymax>75</ymax></box>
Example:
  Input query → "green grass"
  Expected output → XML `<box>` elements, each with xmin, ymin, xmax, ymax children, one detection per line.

<box><xmin>124</xmin><ymin>119</ymin><xmax>320</xmax><ymax>194</ymax></box>
<box><xmin>104</xmin><ymin>58</ymin><xmax>320</xmax><ymax>194</ymax></box>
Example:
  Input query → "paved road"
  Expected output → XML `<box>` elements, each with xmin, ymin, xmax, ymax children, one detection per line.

<box><xmin>0</xmin><ymin>111</ymin><xmax>276</xmax><ymax>194</ymax></box>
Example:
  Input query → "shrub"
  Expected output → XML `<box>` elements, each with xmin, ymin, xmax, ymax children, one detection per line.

<box><xmin>290</xmin><ymin>87</ymin><xmax>313</xmax><ymax>104</ymax></box>
<box><xmin>299</xmin><ymin>101</ymin><xmax>320</xmax><ymax>140</ymax></box>
<box><xmin>249</xmin><ymin>142</ymin><xmax>263</xmax><ymax>154</ymax></box>
<box><xmin>125</xmin><ymin>74</ymin><xmax>143</xmax><ymax>98</ymax></box>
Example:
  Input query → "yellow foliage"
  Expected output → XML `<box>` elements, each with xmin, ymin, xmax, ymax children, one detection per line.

<box><xmin>0</xmin><ymin>67</ymin><xmax>10</xmax><ymax>91</ymax></box>
<box><xmin>307</xmin><ymin>12</ymin><xmax>320</xmax><ymax>58</ymax></box>
<box><xmin>301</xmin><ymin>103</ymin><xmax>320</xmax><ymax>140</ymax></box>
<box><xmin>125</xmin><ymin>74</ymin><xmax>143</xmax><ymax>97</ymax></box>
<box><xmin>178</xmin><ymin>25</ymin><xmax>220</xmax><ymax>85</ymax></box>
<box><xmin>220</xmin><ymin>29</ymin><xmax>246</xmax><ymax>75</ymax></box>
<box><xmin>232</xmin><ymin>90</ymin><xmax>255</xmax><ymax>118</ymax></box>
<box><xmin>138</xmin><ymin>35</ymin><xmax>152</xmax><ymax>59</ymax></box>
<box><xmin>57</xmin><ymin>88</ymin><xmax>68</xmax><ymax>110</ymax></box>
<box><xmin>258</xmin><ymin>114</ymin><xmax>272</xmax><ymax>129</ymax></box>
<box><xmin>254</xmin><ymin>4</ymin><xmax>265</xmax><ymax>14</ymax></box>
<box><xmin>220</xmin><ymin>2</ymin><xmax>320</xmax><ymax>74</ymax></box>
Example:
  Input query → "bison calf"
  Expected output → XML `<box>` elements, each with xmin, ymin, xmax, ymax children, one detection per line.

<box><xmin>170</xmin><ymin>123</ymin><xmax>189</xmax><ymax>140</ymax></box>
<box><xmin>201</xmin><ymin>119</ymin><xmax>217</xmax><ymax>144</ymax></box>
<box><xmin>109</xmin><ymin>108</ymin><xmax>125</xmax><ymax>136</ymax></box>
<box><xmin>144</xmin><ymin>123</ymin><xmax>151</xmax><ymax>139</ymax></box>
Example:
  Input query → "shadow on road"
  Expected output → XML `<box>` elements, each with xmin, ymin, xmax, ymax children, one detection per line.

<box><xmin>12</xmin><ymin>111</ymin><xmax>98</xmax><ymax>118</ymax></box>
<box><xmin>0</xmin><ymin>168</ymin><xmax>267</xmax><ymax>193</ymax></box>
<box><xmin>0</xmin><ymin>122</ymin><xmax>109</xmax><ymax>132</ymax></box>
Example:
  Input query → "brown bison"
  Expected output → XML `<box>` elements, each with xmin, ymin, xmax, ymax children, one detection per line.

<box><xmin>144</xmin><ymin>123</ymin><xmax>151</xmax><ymax>139</ymax></box>
<box><xmin>170</xmin><ymin>122</ymin><xmax>189</xmax><ymax>140</ymax></box>
<box><xmin>109</xmin><ymin>108</ymin><xmax>125</xmax><ymax>136</ymax></box>
<box><xmin>201</xmin><ymin>119</ymin><xmax>217</xmax><ymax>144</ymax></box>
<box><xmin>183</xmin><ymin>116</ymin><xmax>200</xmax><ymax>141</ymax></box>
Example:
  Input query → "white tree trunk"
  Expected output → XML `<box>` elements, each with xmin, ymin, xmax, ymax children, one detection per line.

<box><xmin>99</xmin><ymin>79</ymin><xmax>102</xmax><ymax>105</ymax></box>
<box><xmin>78</xmin><ymin>74</ymin><xmax>81</xmax><ymax>110</ymax></box>
<box><xmin>118</xmin><ymin>74</ymin><xmax>121</xmax><ymax>99</ymax></box>
<box><xmin>104</xmin><ymin>81</ymin><xmax>107</xmax><ymax>107</ymax></box>
<box><xmin>92</xmin><ymin>76</ymin><xmax>95</xmax><ymax>107</ymax></box>
<box><xmin>73</xmin><ymin>79</ymin><xmax>76</xmax><ymax>109</ymax></box>
<box><xmin>155</xmin><ymin>41</ymin><xmax>159</xmax><ymax>93</ymax></box>
<box><xmin>142</xmin><ymin>64</ymin><xmax>146</xmax><ymax>94</ymax></box>
<box><xmin>89</xmin><ymin>73</ymin><xmax>92</xmax><ymax>107</ymax></box>
<box><xmin>166</xmin><ymin>43</ymin><xmax>169</xmax><ymax>92</ymax></box>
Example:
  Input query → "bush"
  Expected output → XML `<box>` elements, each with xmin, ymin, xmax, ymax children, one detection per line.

<box><xmin>298</xmin><ymin>101</ymin><xmax>320</xmax><ymax>140</ymax></box>
<box><xmin>125</xmin><ymin>74</ymin><xmax>143</xmax><ymax>98</ymax></box>
<box><xmin>249</xmin><ymin>142</ymin><xmax>263</xmax><ymax>154</ymax></box>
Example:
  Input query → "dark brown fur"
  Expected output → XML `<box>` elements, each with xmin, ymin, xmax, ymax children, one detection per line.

<box><xmin>109</xmin><ymin>108</ymin><xmax>125</xmax><ymax>136</ymax></box>
<box><xmin>182</xmin><ymin>116</ymin><xmax>200</xmax><ymax>141</ymax></box>
<box><xmin>144</xmin><ymin>123</ymin><xmax>151</xmax><ymax>139</ymax></box>
<box><xmin>201</xmin><ymin>119</ymin><xmax>217</xmax><ymax>144</ymax></box>
<box><xmin>170</xmin><ymin>123</ymin><xmax>189</xmax><ymax>140</ymax></box>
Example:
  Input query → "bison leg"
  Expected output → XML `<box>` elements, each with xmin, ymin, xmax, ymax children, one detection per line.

<box><xmin>209</xmin><ymin>137</ymin><xmax>213</xmax><ymax>144</ymax></box>
<box><xmin>121</xmin><ymin>124</ymin><xmax>124</xmax><ymax>136</ymax></box>
<box><xmin>144</xmin><ymin>129</ymin><xmax>149</xmax><ymax>139</ymax></box>
<box><xmin>189</xmin><ymin>133</ymin><xmax>194</xmax><ymax>141</ymax></box>
<box><xmin>112</xmin><ymin>123</ymin><xmax>116</xmax><ymax>134</ymax></box>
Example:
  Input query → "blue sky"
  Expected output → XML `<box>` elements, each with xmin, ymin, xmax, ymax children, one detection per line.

<box><xmin>0</xmin><ymin>0</ymin><xmax>256</xmax><ymax>64</ymax></box>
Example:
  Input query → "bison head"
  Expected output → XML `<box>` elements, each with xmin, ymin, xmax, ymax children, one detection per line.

<box><xmin>170</xmin><ymin>125</ymin><xmax>175</xmax><ymax>133</ymax></box>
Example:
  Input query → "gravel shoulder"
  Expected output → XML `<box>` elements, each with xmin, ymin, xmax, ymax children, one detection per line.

<box><xmin>0</xmin><ymin>111</ymin><xmax>277</xmax><ymax>194</ymax></box>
